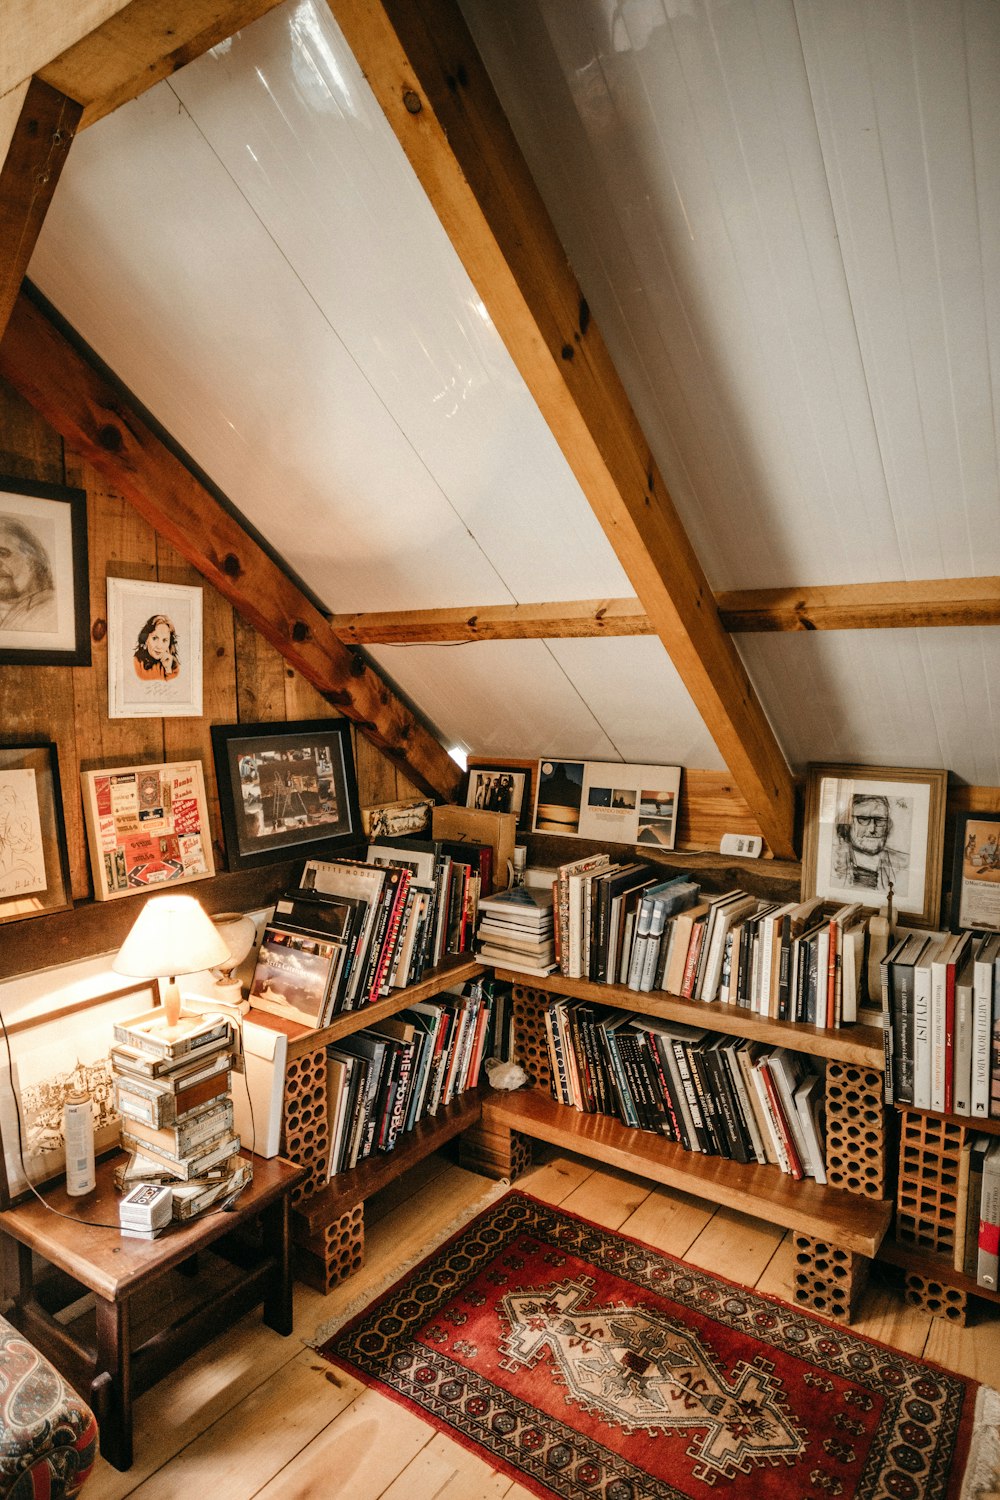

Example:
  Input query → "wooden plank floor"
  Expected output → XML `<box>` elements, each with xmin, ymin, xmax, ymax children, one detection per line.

<box><xmin>83</xmin><ymin>1148</ymin><xmax>1000</xmax><ymax>1499</ymax></box>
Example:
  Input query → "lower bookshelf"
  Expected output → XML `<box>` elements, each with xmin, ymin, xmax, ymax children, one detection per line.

<box><xmin>482</xmin><ymin>1088</ymin><xmax>891</xmax><ymax>1256</ymax></box>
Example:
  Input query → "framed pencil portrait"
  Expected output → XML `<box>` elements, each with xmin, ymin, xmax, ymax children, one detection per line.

<box><xmin>949</xmin><ymin>811</ymin><xmax>1000</xmax><ymax>933</ymax></box>
<box><xmin>212</xmin><ymin>719</ymin><xmax>361</xmax><ymax>870</ymax></box>
<box><xmin>801</xmin><ymin>763</ymin><xmax>948</xmax><ymax>928</ymax></box>
<box><xmin>0</xmin><ymin>478</ymin><xmax>90</xmax><ymax>667</ymax></box>
<box><xmin>0</xmin><ymin>742</ymin><xmax>72</xmax><ymax>924</ymax></box>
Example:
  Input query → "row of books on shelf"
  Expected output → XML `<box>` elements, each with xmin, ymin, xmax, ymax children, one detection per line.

<box><xmin>955</xmin><ymin>1133</ymin><xmax>1000</xmax><ymax>1290</ymax></box>
<box><xmin>479</xmin><ymin>854</ymin><xmax>869</xmax><ymax>1028</ymax></box>
<box><xmin>881</xmin><ymin>928</ymin><xmax>1000</xmax><ymax>1117</ymax></box>
<box><xmin>542</xmin><ymin>996</ymin><xmax>827</xmax><ymax>1182</ymax></box>
<box><xmin>249</xmin><ymin>836</ymin><xmax>496</xmax><ymax>1030</ymax></box>
<box><xmin>324</xmin><ymin>980</ymin><xmax>508</xmax><ymax>1177</ymax></box>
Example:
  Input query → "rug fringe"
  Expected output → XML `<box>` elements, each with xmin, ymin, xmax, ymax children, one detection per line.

<box><xmin>960</xmin><ymin>1383</ymin><xmax>1000</xmax><ymax>1500</ymax></box>
<box><xmin>307</xmin><ymin>1178</ymin><xmax>511</xmax><ymax>1350</ymax></box>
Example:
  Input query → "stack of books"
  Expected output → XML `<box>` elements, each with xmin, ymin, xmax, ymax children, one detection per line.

<box><xmin>475</xmin><ymin>886</ymin><xmax>556</xmax><ymax>976</ymax></box>
<box><xmin>542</xmin><ymin>996</ymin><xmax>827</xmax><ymax>1180</ymax></box>
<box><xmin>111</xmin><ymin>1008</ymin><xmax>248</xmax><ymax>1220</ymax></box>
<box><xmin>953</xmin><ymin>1133</ymin><xmax>1000</xmax><ymax>1289</ymax></box>
<box><xmin>325</xmin><ymin>981</ymin><xmax>495</xmax><ymax>1175</ymax></box>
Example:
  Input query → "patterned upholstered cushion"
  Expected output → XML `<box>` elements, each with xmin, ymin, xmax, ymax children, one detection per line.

<box><xmin>0</xmin><ymin>1316</ymin><xmax>97</xmax><ymax>1499</ymax></box>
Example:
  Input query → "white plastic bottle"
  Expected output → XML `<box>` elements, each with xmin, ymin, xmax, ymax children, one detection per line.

<box><xmin>64</xmin><ymin>1088</ymin><xmax>96</xmax><ymax>1196</ymax></box>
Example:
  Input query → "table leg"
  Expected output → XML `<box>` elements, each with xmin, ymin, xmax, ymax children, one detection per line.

<box><xmin>94</xmin><ymin>1298</ymin><xmax>133</xmax><ymax>1471</ymax></box>
<box><xmin>261</xmin><ymin>1194</ymin><xmax>293</xmax><ymax>1336</ymax></box>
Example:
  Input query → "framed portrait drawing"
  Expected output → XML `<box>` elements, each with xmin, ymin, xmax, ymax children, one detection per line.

<box><xmin>0</xmin><ymin>478</ymin><xmax>90</xmax><ymax>667</ymax></box>
<box><xmin>465</xmin><ymin>758</ymin><xmax>535</xmax><ymax>831</ymax></box>
<box><xmin>0</xmin><ymin>742</ymin><xmax>72</xmax><ymax>924</ymax></box>
<box><xmin>106</xmin><ymin>577</ymin><xmax>203</xmax><ymax>719</ymax></box>
<box><xmin>80</xmin><ymin>760</ymin><xmax>215</xmax><ymax>900</ymax></box>
<box><xmin>212</xmin><ymin>719</ymin><xmax>361</xmax><ymax>870</ymax></box>
<box><xmin>949</xmin><ymin>811</ymin><xmax>1000</xmax><ymax>932</ymax></box>
<box><xmin>0</xmin><ymin>982</ymin><xmax>153</xmax><ymax>1204</ymax></box>
<box><xmin>801</xmin><ymin>763</ymin><xmax>948</xmax><ymax>928</ymax></box>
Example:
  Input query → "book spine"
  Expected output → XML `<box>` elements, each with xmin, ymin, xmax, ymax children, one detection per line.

<box><xmin>757</xmin><ymin>1060</ymin><xmax>803</xmax><ymax>1179</ymax></box>
<box><xmin>971</xmin><ymin>952</ymin><xmax>994</xmax><ymax>1118</ymax></box>
<box><xmin>891</xmin><ymin>959</ymin><xmax>916</xmax><ymax>1106</ymax></box>
<box><xmin>977</xmin><ymin>1143</ymin><xmax>1000</xmax><ymax>1289</ymax></box>
<box><xmin>670</xmin><ymin>1039</ymin><xmax>708</xmax><ymax>1151</ymax></box>
<box><xmin>944</xmin><ymin>960</ymin><xmax>957</xmax><ymax>1114</ymax></box>
<box><xmin>912</xmin><ymin>963</ymin><xmax>933</xmax><ymax>1111</ymax></box>
<box><xmin>680</xmin><ymin>922</ymin><xmax>706</xmax><ymax>999</ymax></box>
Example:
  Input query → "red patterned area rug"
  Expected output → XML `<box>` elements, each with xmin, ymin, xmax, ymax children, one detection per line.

<box><xmin>317</xmin><ymin>1191</ymin><xmax>999</xmax><ymax>1500</ymax></box>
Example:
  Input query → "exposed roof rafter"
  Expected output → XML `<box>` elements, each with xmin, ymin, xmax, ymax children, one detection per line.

<box><xmin>332</xmin><ymin>577</ymin><xmax>1000</xmax><ymax>644</ymax></box>
<box><xmin>326</xmin><ymin>0</ymin><xmax>797</xmax><ymax>857</ymax></box>
<box><xmin>0</xmin><ymin>291</ymin><xmax>463</xmax><ymax>803</ymax></box>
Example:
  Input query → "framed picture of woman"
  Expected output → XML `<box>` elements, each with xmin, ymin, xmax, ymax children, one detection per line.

<box><xmin>106</xmin><ymin>577</ymin><xmax>203</xmax><ymax>718</ymax></box>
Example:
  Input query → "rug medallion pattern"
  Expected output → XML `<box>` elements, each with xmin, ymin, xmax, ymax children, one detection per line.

<box><xmin>321</xmin><ymin>1193</ymin><xmax>976</xmax><ymax>1499</ymax></box>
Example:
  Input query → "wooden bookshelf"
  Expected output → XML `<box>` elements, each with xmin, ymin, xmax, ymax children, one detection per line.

<box><xmin>484</xmin><ymin>1088</ymin><xmax>891</xmax><ymax>1256</ymax></box>
<box><xmin>246</xmin><ymin>955</ymin><xmax>485</xmax><ymax>1061</ymax></box>
<box><xmin>493</xmin><ymin>967</ymin><xmax>885</xmax><ymax>1071</ymax></box>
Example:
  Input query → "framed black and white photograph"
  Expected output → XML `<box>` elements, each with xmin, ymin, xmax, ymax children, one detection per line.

<box><xmin>465</xmin><ymin>761</ymin><xmax>534</xmax><ymax>831</ymax></box>
<box><xmin>533</xmin><ymin>759</ymin><xmax>585</xmax><ymax>836</ymax></box>
<box><xmin>212</xmin><ymin>719</ymin><xmax>361</xmax><ymax>870</ymax></box>
<box><xmin>949</xmin><ymin>811</ymin><xmax>1000</xmax><ymax>933</ymax></box>
<box><xmin>0</xmin><ymin>478</ymin><xmax>90</xmax><ymax>667</ymax></box>
<box><xmin>801</xmin><ymin>763</ymin><xmax>948</xmax><ymax>927</ymax></box>
<box><xmin>0</xmin><ymin>742</ymin><xmax>72</xmax><ymax>925</ymax></box>
<box><xmin>107</xmin><ymin>577</ymin><xmax>203</xmax><ymax>718</ymax></box>
<box><xmin>0</xmin><ymin>982</ymin><xmax>152</xmax><ymax>1204</ymax></box>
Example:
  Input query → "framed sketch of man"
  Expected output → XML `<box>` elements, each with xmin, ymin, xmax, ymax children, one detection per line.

<box><xmin>107</xmin><ymin>577</ymin><xmax>203</xmax><ymax>718</ymax></box>
<box><xmin>801</xmin><ymin>763</ymin><xmax>948</xmax><ymax>928</ymax></box>
<box><xmin>0</xmin><ymin>478</ymin><xmax>90</xmax><ymax>666</ymax></box>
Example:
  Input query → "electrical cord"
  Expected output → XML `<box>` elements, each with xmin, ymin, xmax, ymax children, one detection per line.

<box><xmin>0</xmin><ymin>1002</ymin><xmax>257</xmax><ymax>1231</ymax></box>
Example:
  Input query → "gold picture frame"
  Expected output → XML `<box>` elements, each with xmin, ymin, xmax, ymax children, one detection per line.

<box><xmin>801</xmin><ymin>762</ymin><xmax>948</xmax><ymax>928</ymax></box>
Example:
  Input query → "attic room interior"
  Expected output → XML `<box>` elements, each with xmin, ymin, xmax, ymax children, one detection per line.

<box><xmin>1</xmin><ymin>0</ymin><xmax>1000</xmax><ymax>1496</ymax></box>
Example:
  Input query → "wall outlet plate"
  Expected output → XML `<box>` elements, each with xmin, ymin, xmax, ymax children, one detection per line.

<box><xmin>720</xmin><ymin>833</ymin><xmax>763</xmax><ymax>858</ymax></box>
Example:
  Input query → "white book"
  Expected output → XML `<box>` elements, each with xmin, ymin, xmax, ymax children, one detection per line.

<box><xmin>793</xmin><ymin>1072</ymin><xmax>827</xmax><ymax>1185</ymax></box>
<box><xmin>930</xmin><ymin>933</ymin><xmax>965</xmax><ymax>1112</ymax></box>
<box><xmin>755</xmin><ymin>903</ymin><xmax>796</xmax><ymax>1018</ymax></box>
<box><xmin>972</xmin><ymin>933</ymin><xmax>1000</xmax><ymax>1118</ymax></box>
<box><xmin>767</xmin><ymin>1049</ymin><xmax>813</xmax><ymax>1177</ymax></box>
<box><xmin>912</xmin><ymin>937</ymin><xmax>946</xmax><ymax>1110</ymax></box>
<box><xmin>698</xmin><ymin>893</ymin><xmax>756</xmax><ymax>1004</ymax></box>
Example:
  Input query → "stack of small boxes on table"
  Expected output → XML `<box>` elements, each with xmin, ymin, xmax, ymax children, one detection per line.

<box><xmin>111</xmin><ymin>1007</ymin><xmax>251</xmax><ymax>1235</ymax></box>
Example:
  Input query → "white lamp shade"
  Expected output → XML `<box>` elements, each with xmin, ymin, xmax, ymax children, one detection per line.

<box><xmin>113</xmin><ymin>894</ymin><xmax>232</xmax><ymax>980</ymax></box>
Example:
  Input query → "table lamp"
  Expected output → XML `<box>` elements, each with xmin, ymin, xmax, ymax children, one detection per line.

<box><xmin>208</xmin><ymin>911</ymin><xmax>258</xmax><ymax>1012</ymax></box>
<box><xmin>112</xmin><ymin>893</ymin><xmax>232</xmax><ymax>1039</ymax></box>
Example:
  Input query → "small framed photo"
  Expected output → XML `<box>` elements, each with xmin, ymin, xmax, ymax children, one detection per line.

<box><xmin>465</xmin><ymin>758</ymin><xmax>535</xmax><ymax>831</ymax></box>
<box><xmin>801</xmin><ymin>763</ymin><xmax>948</xmax><ymax>927</ymax></box>
<box><xmin>361</xmin><ymin>798</ymin><xmax>433</xmax><ymax>840</ymax></box>
<box><xmin>80</xmin><ymin>760</ymin><xmax>215</xmax><ymax>900</ymax></box>
<box><xmin>0</xmin><ymin>981</ymin><xmax>153</xmax><ymax>1205</ymax></box>
<box><xmin>0</xmin><ymin>478</ymin><xmax>90</xmax><ymax>667</ymax></box>
<box><xmin>0</xmin><ymin>742</ymin><xmax>72</xmax><ymax>924</ymax></box>
<box><xmin>949</xmin><ymin>811</ymin><xmax>1000</xmax><ymax>932</ymax></box>
<box><xmin>212</xmin><ymin>719</ymin><xmax>361</xmax><ymax>870</ymax></box>
<box><xmin>107</xmin><ymin>577</ymin><xmax>203</xmax><ymax>718</ymax></box>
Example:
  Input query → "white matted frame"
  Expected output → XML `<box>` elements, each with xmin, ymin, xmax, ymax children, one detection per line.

<box><xmin>801</xmin><ymin>763</ymin><xmax>948</xmax><ymax>927</ymax></box>
<box><xmin>80</xmin><ymin>760</ymin><xmax>215</xmax><ymax>901</ymax></box>
<box><xmin>0</xmin><ymin>981</ymin><xmax>154</xmax><ymax>1204</ymax></box>
<box><xmin>107</xmin><ymin>577</ymin><xmax>203</xmax><ymax>718</ymax></box>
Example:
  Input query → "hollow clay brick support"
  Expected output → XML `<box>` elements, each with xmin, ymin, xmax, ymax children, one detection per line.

<box><xmin>294</xmin><ymin>1204</ymin><xmax>364</xmax><ymax>1294</ymax></box>
<box><xmin>902</xmin><ymin>1271</ymin><xmax>969</xmax><ymax>1325</ymax></box>
<box><xmin>459</xmin><ymin>1118</ymin><xmax>532</xmax><ymax>1181</ymax></box>
<box><xmin>895</xmin><ymin>1110</ymin><xmax>965</xmax><ymax>1257</ymax></box>
<box><xmin>281</xmin><ymin>1046</ymin><xmax>330</xmax><ymax>1206</ymax></box>
<box><xmin>793</xmin><ymin>1232</ymin><xmax>869</xmax><ymax>1325</ymax></box>
<box><xmin>825</xmin><ymin>1061</ymin><xmax>887</xmax><ymax>1201</ymax></box>
<box><xmin>511</xmin><ymin>984</ymin><xmax>552</xmax><ymax>1094</ymax></box>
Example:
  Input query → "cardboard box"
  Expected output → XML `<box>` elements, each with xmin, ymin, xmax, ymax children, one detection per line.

<box><xmin>231</xmin><ymin>1018</ymin><xmax>287</xmax><ymax>1158</ymax></box>
<box><xmin>432</xmin><ymin>805</ymin><xmax>516</xmax><ymax>889</ymax></box>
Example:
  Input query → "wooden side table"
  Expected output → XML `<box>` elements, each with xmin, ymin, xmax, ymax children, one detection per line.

<box><xmin>0</xmin><ymin>1152</ymin><xmax>303</xmax><ymax>1471</ymax></box>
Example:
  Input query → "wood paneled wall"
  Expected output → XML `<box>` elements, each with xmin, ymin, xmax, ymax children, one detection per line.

<box><xmin>0</xmin><ymin>377</ymin><xmax>421</xmax><ymax>906</ymax></box>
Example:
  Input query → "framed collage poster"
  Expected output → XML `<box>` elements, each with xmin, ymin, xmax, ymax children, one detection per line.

<box><xmin>80</xmin><ymin>760</ymin><xmax>215</xmax><ymax>900</ymax></box>
<box><xmin>106</xmin><ymin>576</ymin><xmax>203</xmax><ymax>719</ymax></box>
<box><xmin>212</xmin><ymin>719</ymin><xmax>361</xmax><ymax>870</ymax></box>
<box><xmin>0</xmin><ymin>742</ymin><xmax>71</xmax><ymax>925</ymax></box>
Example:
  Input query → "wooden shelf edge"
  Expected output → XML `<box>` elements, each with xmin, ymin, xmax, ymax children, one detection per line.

<box><xmin>491</xmin><ymin>968</ymin><xmax>885</xmax><ymax>1071</ymax></box>
<box><xmin>485</xmin><ymin>1090</ymin><xmax>892</xmax><ymax>1257</ymax></box>
<box><xmin>878</xmin><ymin>1239</ymin><xmax>1000</xmax><ymax>1306</ymax></box>
<box><xmin>247</xmin><ymin>956</ymin><xmax>485</xmax><ymax>1061</ymax></box>
<box><xmin>294</xmin><ymin>1087</ymin><xmax>485</xmax><ymax>1231</ymax></box>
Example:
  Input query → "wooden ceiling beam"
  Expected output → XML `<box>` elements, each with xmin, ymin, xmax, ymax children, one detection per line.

<box><xmin>0</xmin><ymin>291</ymin><xmax>462</xmax><ymax>803</ymax></box>
<box><xmin>333</xmin><ymin>577</ymin><xmax>1000</xmax><ymax>644</ymax></box>
<box><xmin>327</xmin><ymin>0</ymin><xmax>797</xmax><ymax>859</ymax></box>
<box><xmin>0</xmin><ymin>78</ymin><xmax>81</xmax><ymax>342</ymax></box>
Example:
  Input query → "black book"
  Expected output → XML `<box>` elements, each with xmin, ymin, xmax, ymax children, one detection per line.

<box><xmin>616</xmin><ymin>1029</ymin><xmax>659</xmax><ymax>1130</ymax></box>
<box><xmin>635</xmin><ymin>1027</ymin><xmax>681</xmax><ymax>1142</ymax></box>
<box><xmin>596</xmin><ymin>1016</ymin><xmax>635</xmax><ymax>1126</ymax></box>
<box><xmin>631</xmin><ymin>1030</ymin><xmax>672</xmax><ymax>1135</ymax></box>
<box><xmin>704</xmin><ymin>1038</ymin><xmax>751</xmax><ymax>1163</ymax></box>
<box><xmin>667</xmin><ymin>1032</ymin><xmax>711</xmax><ymax>1153</ymax></box>
<box><xmin>890</xmin><ymin>933</ymin><xmax>931</xmax><ymax>1106</ymax></box>
<box><xmin>687</xmin><ymin>1040</ymin><xmax>723</xmax><ymax>1155</ymax></box>
<box><xmin>647</xmin><ymin>1032</ymin><xmax>691</xmax><ymax>1149</ymax></box>
<box><xmin>334</xmin><ymin>1032</ymin><xmax>389</xmax><ymax>1159</ymax></box>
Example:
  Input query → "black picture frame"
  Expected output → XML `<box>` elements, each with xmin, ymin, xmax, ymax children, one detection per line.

<box><xmin>212</xmin><ymin>719</ymin><xmax>361</xmax><ymax>870</ymax></box>
<box><xmin>0</xmin><ymin>741</ymin><xmax>73</xmax><ymax>925</ymax></box>
<box><xmin>464</xmin><ymin>757</ymin><xmax>536</xmax><ymax>832</ymax></box>
<box><xmin>949</xmin><ymin>810</ymin><xmax>1000</xmax><ymax>933</ymax></box>
<box><xmin>0</xmin><ymin>477</ymin><xmax>90</xmax><ymax>667</ymax></box>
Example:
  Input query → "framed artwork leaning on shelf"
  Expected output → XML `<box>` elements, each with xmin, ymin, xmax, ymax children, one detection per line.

<box><xmin>81</xmin><ymin>759</ymin><xmax>215</xmax><ymax>900</ymax></box>
<box><xmin>0</xmin><ymin>477</ymin><xmax>90</xmax><ymax>667</ymax></box>
<box><xmin>949</xmin><ymin>810</ymin><xmax>1000</xmax><ymax>933</ymax></box>
<box><xmin>801</xmin><ymin>762</ymin><xmax>948</xmax><ymax>928</ymax></box>
<box><xmin>0</xmin><ymin>742</ymin><xmax>72</xmax><ymax>925</ymax></box>
<box><xmin>212</xmin><ymin>718</ymin><xmax>361</xmax><ymax>870</ymax></box>
<box><xmin>465</xmin><ymin>758</ymin><xmax>535</xmax><ymax>831</ymax></box>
